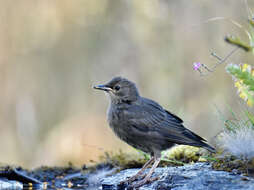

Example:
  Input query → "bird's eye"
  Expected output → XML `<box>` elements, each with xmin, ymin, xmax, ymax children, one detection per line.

<box><xmin>114</xmin><ymin>85</ymin><xmax>120</xmax><ymax>91</ymax></box>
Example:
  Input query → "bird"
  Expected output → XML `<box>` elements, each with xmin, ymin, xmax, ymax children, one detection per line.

<box><xmin>93</xmin><ymin>76</ymin><xmax>216</xmax><ymax>188</ymax></box>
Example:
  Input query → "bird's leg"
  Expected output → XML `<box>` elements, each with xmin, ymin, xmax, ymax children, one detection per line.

<box><xmin>127</xmin><ymin>156</ymin><xmax>154</xmax><ymax>182</ymax></box>
<box><xmin>131</xmin><ymin>156</ymin><xmax>161</xmax><ymax>188</ymax></box>
<box><xmin>120</xmin><ymin>156</ymin><xmax>154</xmax><ymax>184</ymax></box>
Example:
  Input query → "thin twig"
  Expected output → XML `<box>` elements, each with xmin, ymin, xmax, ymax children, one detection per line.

<box><xmin>161</xmin><ymin>158</ymin><xmax>185</xmax><ymax>166</ymax></box>
<box><xmin>198</xmin><ymin>47</ymin><xmax>239</xmax><ymax>76</ymax></box>
<box><xmin>211</xmin><ymin>47</ymin><xmax>240</xmax><ymax>67</ymax></box>
<box><xmin>211</xmin><ymin>52</ymin><xmax>222</xmax><ymax>61</ymax></box>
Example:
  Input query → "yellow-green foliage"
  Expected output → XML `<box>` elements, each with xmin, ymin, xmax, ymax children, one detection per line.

<box><xmin>97</xmin><ymin>150</ymin><xmax>184</xmax><ymax>170</ymax></box>
<box><xmin>165</xmin><ymin>145</ymin><xmax>206</xmax><ymax>163</ymax></box>
<box><xmin>96</xmin><ymin>146</ymin><xmax>212</xmax><ymax>171</ymax></box>
<box><xmin>226</xmin><ymin>63</ymin><xmax>254</xmax><ymax>107</ymax></box>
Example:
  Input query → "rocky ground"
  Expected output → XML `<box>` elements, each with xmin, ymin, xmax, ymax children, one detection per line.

<box><xmin>102</xmin><ymin>163</ymin><xmax>254</xmax><ymax>190</ymax></box>
<box><xmin>0</xmin><ymin>162</ymin><xmax>254</xmax><ymax>189</ymax></box>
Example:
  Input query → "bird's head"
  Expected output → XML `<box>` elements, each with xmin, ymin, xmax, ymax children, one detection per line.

<box><xmin>93</xmin><ymin>77</ymin><xmax>140</xmax><ymax>104</ymax></box>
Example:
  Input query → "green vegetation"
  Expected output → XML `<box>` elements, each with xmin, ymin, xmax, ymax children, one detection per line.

<box><xmin>227</xmin><ymin>63</ymin><xmax>254</xmax><ymax>107</ymax></box>
<box><xmin>191</xmin><ymin>7</ymin><xmax>254</xmax><ymax>177</ymax></box>
<box><xmin>94</xmin><ymin>146</ymin><xmax>214</xmax><ymax>173</ymax></box>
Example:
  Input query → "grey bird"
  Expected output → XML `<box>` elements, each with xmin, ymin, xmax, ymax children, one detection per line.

<box><xmin>93</xmin><ymin>77</ymin><xmax>216</xmax><ymax>188</ymax></box>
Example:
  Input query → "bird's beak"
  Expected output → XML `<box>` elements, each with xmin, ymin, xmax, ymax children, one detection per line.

<box><xmin>93</xmin><ymin>84</ymin><xmax>112</xmax><ymax>92</ymax></box>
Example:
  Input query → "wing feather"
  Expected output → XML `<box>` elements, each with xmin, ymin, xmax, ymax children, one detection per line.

<box><xmin>124</xmin><ymin>97</ymin><xmax>207</xmax><ymax>145</ymax></box>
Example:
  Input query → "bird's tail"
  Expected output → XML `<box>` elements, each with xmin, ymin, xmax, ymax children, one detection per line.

<box><xmin>182</xmin><ymin>128</ymin><xmax>216</xmax><ymax>153</ymax></box>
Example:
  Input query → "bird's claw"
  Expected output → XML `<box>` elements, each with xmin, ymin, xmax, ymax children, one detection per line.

<box><xmin>128</xmin><ymin>176</ymin><xmax>160</xmax><ymax>189</ymax></box>
<box><xmin>119</xmin><ymin>173</ymin><xmax>147</xmax><ymax>185</ymax></box>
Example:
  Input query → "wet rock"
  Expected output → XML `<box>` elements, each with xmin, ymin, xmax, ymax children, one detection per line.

<box><xmin>0</xmin><ymin>178</ymin><xmax>23</xmax><ymax>190</ymax></box>
<box><xmin>102</xmin><ymin>163</ymin><xmax>254</xmax><ymax>190</ymax></box>
<box><xmin>0</xmin><ymin>167</ymin><xmax>43</xmax><ymax>189</ymax></box>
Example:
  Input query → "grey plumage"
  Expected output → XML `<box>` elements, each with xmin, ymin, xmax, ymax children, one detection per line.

<box><xmin>93</xmin><ymin>76</ymin><xmax>215</xmax><ymax>188</ymax></box>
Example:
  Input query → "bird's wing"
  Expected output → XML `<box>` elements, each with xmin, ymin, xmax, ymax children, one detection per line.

<box><xmin>125</xmin><ymin>97</ymin><xmax>207</xmax><ymax>145</ymax></box>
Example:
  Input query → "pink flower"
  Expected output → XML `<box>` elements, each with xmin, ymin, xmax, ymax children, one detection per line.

<box><xmin>193</xmin><ymin>62</ymin><xmax>201</xmax><ymax>70</ymax></box>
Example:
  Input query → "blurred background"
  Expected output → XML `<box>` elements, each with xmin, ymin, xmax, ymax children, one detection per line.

<box><xmin>0</xmin><ymin>0</ymin><xmax>253</xmax><ymax>168</ymax></box>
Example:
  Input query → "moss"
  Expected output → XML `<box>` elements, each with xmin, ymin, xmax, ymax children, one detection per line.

<box><xmin>211</xmin><ymin>155</ymin><xmax>254</xmax><ymax>177</ymax></box>
<box><xmin>164</xmin><ymin>145</ymin><xmax>212</xmax><ymax>163</ymax></box>
<box><xmin>92</xmin><ymin>146</ymin><xmax>215</xmax><ymax>172</ymax></box>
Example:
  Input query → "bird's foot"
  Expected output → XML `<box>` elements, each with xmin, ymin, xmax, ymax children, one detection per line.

<box><xmin>119</xmin><ymin>173</ymin><xmax>146</xmax><ymax>185</ymax></box>
<box><xmin>128</xmin><ymin>176</ymin><xmax>160</xmax><ymax>189</ymax></box>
